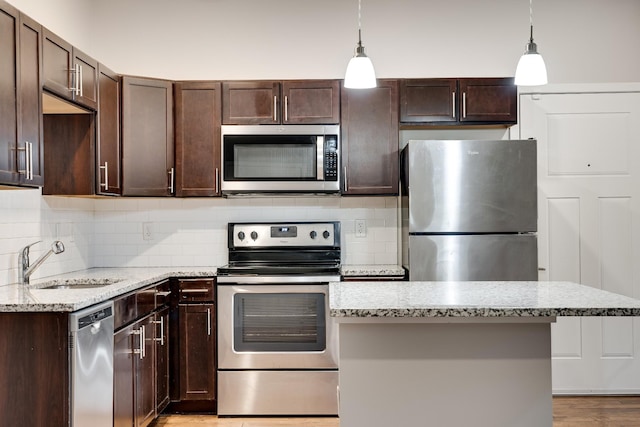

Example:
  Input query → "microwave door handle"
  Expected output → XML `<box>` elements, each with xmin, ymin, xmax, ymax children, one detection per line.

<box><xmin>316</xmin><ymin>136</ymin><xmax>324</xmax><ymax>181</ymax></box>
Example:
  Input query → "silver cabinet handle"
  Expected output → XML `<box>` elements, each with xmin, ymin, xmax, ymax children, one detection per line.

<box><xmin>462</xmin><ymin>92</ymin><xmax>467</xmax><ymax>118</ymax></box>
<box><xmin>207</xmin><ymin>308</ymin><xmax>211</xmax><ymax>336</ymax></box>
<box><xmin>452</xmin><ymin>92</ymin><xmax>456</xmax><ymax>118</ymax></box>
<box><xmin>132</xmin><ymin>327</ymin><xmax>144</xmax><ymax>359</ymax></box>
<box><xmin>17</xmin><ymin>141</ymin><xmax>33</xmax><ymax>180</ymax></box>
<box><xmin>78</xmin><ymin>64</ymin><xmax>83</xmax><ymax>97</ymax></box>
<box><xmin>343</xmin><ymin>166</ymin><xmax>348</xmax><ymax>192</ymax></box>
<box><xmin>153</xmin><ymin>317</ymin><xmax>165</xmax><ymax>346</ymax></box>
<box><xmin>26</xmin><ymin>141</ymin><xmax>33</xmax><ymax>180</ymax></box>
<box><xmin>99</xmin><ymin>161</ymin><xmax>109</xmax><ymax>190</ymax></box>
<box><xmin>141</xmin><ymin>325</ymin><xmax>146</xmax><ymax>358</ymax></box>
<box><xmin>273</xmin><ymin>95</ymin><xmax>277</xmax><ymax>121</ymax></box>
<box><xmin>168</xmin><ymin>167</ymin><xmax>175</xmax><ymax>194</ymax></box>
<box><xmin>215</xmin><ymin>167</ymin><xmax>219</xmax><ymax>194</ymax></box>
<box><xmin>181</xmin><ymin>288</ymin><xmax>209</xmax><ymax>294</ymax></box>
<box><xmin>284</xmin><ymin>95</ymin><xmax>289</xmax><ymax>122</ymax></box>
<box><xmin>155</xmin><ymin>290</ymin><xmax>171</xmax><ymax>297</ymax></box>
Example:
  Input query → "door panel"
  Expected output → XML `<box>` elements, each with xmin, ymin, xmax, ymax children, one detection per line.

<box><xmin>520</xmin><ymin>89</ymin><xmax>640</xmax><ymax>393</ymax></box>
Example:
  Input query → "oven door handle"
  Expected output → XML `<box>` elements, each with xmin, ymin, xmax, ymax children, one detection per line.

<box><xmin>217</xmin><ymin>275</ymin><xmax>341</xmax><ymax>284</ymax></box>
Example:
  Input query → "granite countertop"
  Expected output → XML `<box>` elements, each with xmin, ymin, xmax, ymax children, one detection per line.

<box><xmin>0</xmin><ymin>267</ymin><xmax>216</xmax><ymax>313</ymax></box>
<box><xmin>330</xmin><ymin>281</ymin><xmax>640</xmax><ymax>318</ymax></box>
<box><xmin>340</xmin><ymin>264</ymin><xmax>405</xmax><ymax>277</ymax></box>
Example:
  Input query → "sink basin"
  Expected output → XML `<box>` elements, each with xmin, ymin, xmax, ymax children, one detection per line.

<box><xmin>37</xmin><ymin>278</ymin><xmax>122</xmax><ymax>290</ymax></box>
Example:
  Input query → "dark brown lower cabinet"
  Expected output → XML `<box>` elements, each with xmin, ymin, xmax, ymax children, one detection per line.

<box><xmin>178</xmin><ymin>303</ymin><xmax>216</xmax><ymax>401</ymax></box>
<box><xmin>114</xmin><ymin>313</ymin><xmax>156</xmax><ymax>427</ymax></box>
<box><xmin>156</xmin><ymin>306</ymin><xmax>171</xmax><ymax>413</ymax></box>
<box><xmin>114</xmin><ymin>280</ymin><xmax>172</xmax><ymax>427</ymax></box>
<box><xmin>168</xmin><ymin>278</ymin><xmax>216</xmax><ymax>412</ymax></box>
<box><xmin>0</xmin><ymin>312</ymin><xmax>69</xmax><ymax>426</ymax></box>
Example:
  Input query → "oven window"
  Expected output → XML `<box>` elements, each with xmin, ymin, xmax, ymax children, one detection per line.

<box><xmin>224</xmin><ymin>135</ymin><xmax>317</xmax><ymax>180</ymax></box>
<box><xmin>233</xmin><ymin>293</ymin><xmax>326</xmax><ymax>352</ymax></box>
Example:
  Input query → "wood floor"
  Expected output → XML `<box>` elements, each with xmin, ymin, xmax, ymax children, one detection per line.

<box><xmin>152</xmin><ymin>396</ymin><xmax>640</xmax><ymax>426</ymax></box>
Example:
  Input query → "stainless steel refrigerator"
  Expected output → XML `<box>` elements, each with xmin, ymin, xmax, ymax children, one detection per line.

<box><xmin>401</xmin><ymin>139</ymin><xmax>538</xmax><ymax>281</ymax></box>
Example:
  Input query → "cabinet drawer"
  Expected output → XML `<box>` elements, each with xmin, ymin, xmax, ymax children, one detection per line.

<box><xmin>114</xmin><ymin>292</ymin><xmax>137</xmax><ymax>330</ymax></box>
<box><xmin>178</xmin><ymin>278</ymin><xmax>214</xmax><ymax>302</ymax></box>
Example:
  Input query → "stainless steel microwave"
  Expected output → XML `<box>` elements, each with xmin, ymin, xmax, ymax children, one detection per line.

<box><xmin>220</xmin><ymin>125</ymin><xmax>340</xmax><ymax>194</ymax></box>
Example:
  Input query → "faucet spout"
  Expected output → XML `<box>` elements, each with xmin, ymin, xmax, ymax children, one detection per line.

<box><xmin>19</xmin><ymin>241</ymin><xmax>65</xmax><ymax>285</ymax></box>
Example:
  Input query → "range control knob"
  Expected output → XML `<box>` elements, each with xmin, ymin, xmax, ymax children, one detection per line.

<box><xmin>237</xmin><ymin>231</ymin><xmax>245</xmax><ymax>241</ymax></box>
<box><xmin>250</xmin><ymin>231</ymin><xmax>258</xmax><ymax>241</ymax></box>
<box><xmin>323</xmin><ymin>230</ymin><xmax>330</xmax><ymax>239</ymax></box>
<box><xmin>309</xmin><ymin>231</ymin><xmax>317</xmax><ymax>239</ymax></box>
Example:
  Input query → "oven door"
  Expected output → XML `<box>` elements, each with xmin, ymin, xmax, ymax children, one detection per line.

<box><xmin>217</xmin><ymin>283</ymin><xmax>338</xmax><ymax>369</ymax></box>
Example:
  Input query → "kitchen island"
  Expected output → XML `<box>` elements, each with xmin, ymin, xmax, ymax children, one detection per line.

<box><xmin>330</xmin><ymin>281</ymin><xmax>640</xmax><ymax>427</ymax></box>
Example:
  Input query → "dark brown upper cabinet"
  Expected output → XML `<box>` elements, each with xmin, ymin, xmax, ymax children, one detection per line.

<box><xmin>42</xmin><ymin>28</ymin><xmax>98</xmax><ymax>110</ymax></box>
<box><xmin>341</xmin><ymin>80</ymin><xmax>399</xmax><ymax>196</ymax></box>
<box><xmin>222</xmin><ymin>80</ymin><xmax>340</xmax><ymax>125</ymax></box>
<box><xmin>174</xmin><ymin>81</ymin><xmax>222</xmax><ymax>197</ymax></box>
<box><xmin>96</xmin><ymin>63</ymin><xmax>121</xmax><ymax>195</ymax></box>
<box><xmin>121</xmin><ymin>76</ymin><xmax>174</xmax><ymax>197</ymax></box>
<box><xmin>400</xmin><ymin>78</ymin><xmax>517</xmax><ymax>126</ymax></box>
<box><xmin>0</xmin><ymin>3</ymin><xmax>44</xmax><ymax>187</ymax></box>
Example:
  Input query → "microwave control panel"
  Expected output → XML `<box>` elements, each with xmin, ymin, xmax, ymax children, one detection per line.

<box><xmin>324</xmin><ymin>136</ymin><xmax>339</xmax><ymax>181</ymax></box>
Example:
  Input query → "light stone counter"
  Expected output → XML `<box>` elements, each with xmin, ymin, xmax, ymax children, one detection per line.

<box><xmin>330</xmin><ymin>280</ymin><xmax>640</xmax><ymax>427</ymax></box>
<box><xmin>0</xmin><ymin>267</ymin><xmax>216</xmax><ymax>312</ymax></box>
<box><xmin>330</xmin><ymin>280</ymin><xmax>640</xmax><ymax>318</ymax></box>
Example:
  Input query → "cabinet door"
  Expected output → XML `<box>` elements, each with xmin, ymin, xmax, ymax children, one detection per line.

<box><xmin>96</xmin><ymin>63</ymin><xmax>121</xmax><ymax>195</ymax></box>
<box><xmin>18</xmin><ymin>13</ymin><xmax>43</xmax><ymax>186</ymax></box>
<box><xmin>155</xmin><ymin>307</ymin><xmax>170</xmax><ymax>413</ymax></box>
<box><xmin>341</xmin><ymin>79</ymin><xmax>399</xmax><ymax>195</ymax></box>
<box><xmin>222</xmin><ymin>81</ymin><xmax>279</xmax><ymax>124</ymax></box>
<box><xmin>400</xmin><ymin>79</ymin><xmax>458</xmax><ymax>123</ymax></box>
<box><xmin>282</xmin><ymin>80</ymin><xmax>340</xmax><ymax>124</ymax></box>
<box><xmin>122</xmin><ymin>76</ymin><xmax>174</xmax><ymax>196</ymax></box>
<box><xmin>42</xmin><ymin>28</ymin><xmax>73</xmax><ymax>99</ymax></box>
<box><xmin>0</xmin><ymin>3</ymin><xmax>19</xmax><ymax>184</ymax></box>
<box><xmin>114</xmin><ymin>323</ymin><xmax>135</xmax><ymax>427</ymax></box>
<box><xmin>174</xmin><ymin>81</ymin><xmax>222</xmax><ymax>196</ymax></box>
<box><xmin>178</xmin><ymin>303</ymin><xmax>216</xmax><ymax>401</ymax></box>
<box><xmin>73</xmin><ymin>48</ymin><xmax>98</xmax><ymax>110</ymax></box>
<box><xmin>458</xmin><ymin>78</ymin><xmax>517</xmax><ymax>123</ymax></box>
<box><xmin>135</xmin><ymin>315</ymin><xmax>156</xmax><ymax>427</ymax></box>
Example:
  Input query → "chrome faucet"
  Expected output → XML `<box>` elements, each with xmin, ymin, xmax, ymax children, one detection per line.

<box><xmin>18</xmin><ymin>240</ymin><xmax>65</xmax><ymax>285</ymax></box>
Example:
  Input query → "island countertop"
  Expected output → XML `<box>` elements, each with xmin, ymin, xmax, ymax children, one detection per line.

<box><xmin>329</xmin><ymin>281</ymin><xmax>640</xmax><ymax>318</ymax></box>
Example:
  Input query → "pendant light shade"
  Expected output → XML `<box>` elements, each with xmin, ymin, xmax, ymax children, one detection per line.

<box><xmin>514</xmin><ymin>0</ymin><xmax>547</xmax><ymax>86</ymax></box>
<box><xmin>344</xmin><ymin>0</ymin><xmax>376</xmax><ymax>89</ymax></box>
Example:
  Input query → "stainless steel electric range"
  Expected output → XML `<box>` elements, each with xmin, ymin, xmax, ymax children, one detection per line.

<box><xmin>216</xmin><ymin>221</ymin><xmax>341</xmax><ymax>416</ymax></box>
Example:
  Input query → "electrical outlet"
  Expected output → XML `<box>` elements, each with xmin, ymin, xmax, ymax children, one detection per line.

<box><xmin>355</xmin><ymin>219</ymin><xmax>367</xmax><ymax>238</ymax></box>
<box><xmin>142</xmin><ymin>222</ymin><xmax>153</xmax><ymax>241</ymax></box>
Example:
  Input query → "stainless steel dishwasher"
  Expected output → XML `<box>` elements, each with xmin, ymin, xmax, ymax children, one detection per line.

<box><xmin>69</xmin><ymin>300</ymin><xmax>114</xmax><ymax>427</ymax></box>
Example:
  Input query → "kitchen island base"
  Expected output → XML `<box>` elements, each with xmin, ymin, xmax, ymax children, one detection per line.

<box><xmin>338</xmin><ymin>319</ymin><xmax>554</xmax><ymax>427</ymax></box>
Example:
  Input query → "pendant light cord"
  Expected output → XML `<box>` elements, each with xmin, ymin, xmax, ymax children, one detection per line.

<box><xmin>529</xmin><ymin>0</ymin><xmax>534</xmax><ymax>42</ymax></box>
<box><xmin>357</xmin><ymin>0</ymin><xmax>363</xmax><ymax>44</ymax></box>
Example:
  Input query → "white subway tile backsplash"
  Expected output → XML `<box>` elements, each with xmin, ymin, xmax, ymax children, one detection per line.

<box><xmin>0</xmin><ymin>191</ymin><xmax>399</xmax><ymax>284</ymax></box>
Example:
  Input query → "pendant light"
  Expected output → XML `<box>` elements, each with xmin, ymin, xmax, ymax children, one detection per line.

<box><xmin>344</xmin><ymin>0</ymin><xmax>376</xmax><ymax>89</ymax></box>
<box><xmin>514</xmin><ymin>0</ymin><xmax>547</xmax><ymax>86</ymax></box>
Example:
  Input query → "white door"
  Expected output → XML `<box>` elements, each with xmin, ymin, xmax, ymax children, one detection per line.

<box><xmin>520</xmin><ymin>88</ymin><xmax>640</xmax><ymax>393</ymax></box>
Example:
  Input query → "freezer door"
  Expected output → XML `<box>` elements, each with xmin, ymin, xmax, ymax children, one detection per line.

<box><xmin>404</xmin><ymin>139</ymin><xmax>537</xmax><ymax>233</ymax></box>
<box><xmin>407</xmin><ymin>234</ymin><xmax>538</xmax><ymax>281</ymax></box>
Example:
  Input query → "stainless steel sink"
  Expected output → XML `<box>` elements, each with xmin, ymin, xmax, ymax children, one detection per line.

<box><xmin>37</xmin><ymin>278</ymin><xmax>122</xmax><ymax>290</ymax></box>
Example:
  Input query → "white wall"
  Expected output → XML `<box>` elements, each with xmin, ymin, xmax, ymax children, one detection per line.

<box><xmin>7</xmin><ymin>0</ymin><xmax>640</xmax><ymax>83</ymax></box>
<box><xmin>0</xmin><ymin>190</ymin><xmax>397</xmax><ymax>285</ymax></box>
<box><xmin>0</xmin><ymin>189</ymin><xmax>93</xmax><ymax>285</ymax></box>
